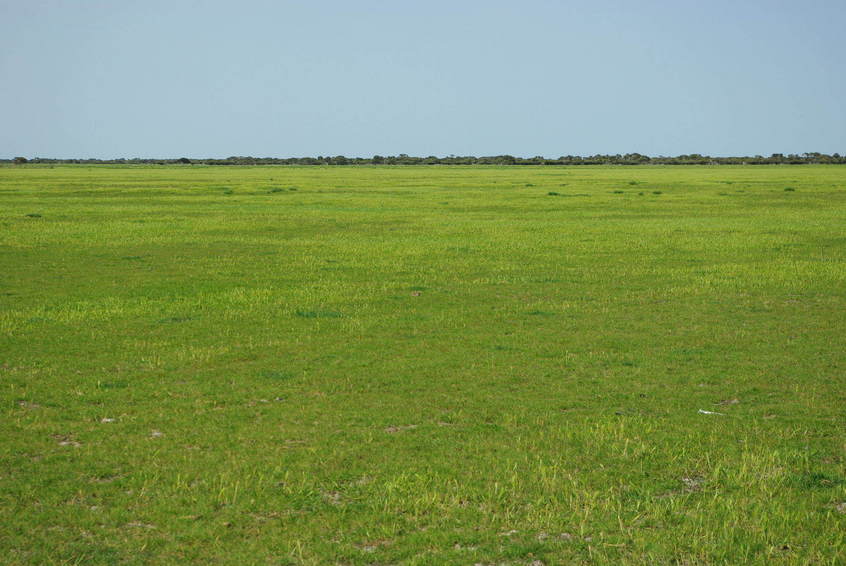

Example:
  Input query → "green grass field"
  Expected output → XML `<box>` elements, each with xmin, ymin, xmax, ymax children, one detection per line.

<box><xmin>1</xmin><ymin>164</ymin><xmax>845</xmax><ymax>565</ymax></box>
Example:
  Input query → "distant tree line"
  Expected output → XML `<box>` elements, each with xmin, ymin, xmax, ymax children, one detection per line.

<box><xmin>4</xmin><ymin>153</ymin><xmax>845</xmax><ymax>166</ymax></box>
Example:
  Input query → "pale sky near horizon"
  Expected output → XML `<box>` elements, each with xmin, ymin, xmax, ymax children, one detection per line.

<box><xmin>1</xmin><ymin>0</ymin><xmax>844</xmax><ymax>159</ymax></box>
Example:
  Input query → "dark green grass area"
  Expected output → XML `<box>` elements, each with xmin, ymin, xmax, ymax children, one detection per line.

<box><xmin>1</xmin><ymin>165</ymin><xmax>845</xmax><ymax>564</ymax></box>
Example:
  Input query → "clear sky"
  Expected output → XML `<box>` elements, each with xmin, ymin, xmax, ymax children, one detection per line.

<box><xmin>1</xmin><ymin>0</ymin><xmax>844</xmax><ymax>159</ymax></box>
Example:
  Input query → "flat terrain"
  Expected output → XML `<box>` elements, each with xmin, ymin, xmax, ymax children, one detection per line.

<box><xmin>1</xmin><ymin>165</ymin><xmax>845</xmax><ymax>565</ymax></box>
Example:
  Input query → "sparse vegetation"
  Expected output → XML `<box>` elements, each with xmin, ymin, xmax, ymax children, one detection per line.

<box><xmin>4</xmin><ymin>152</ymin><xmax>846</xmax><ymax>166</ymax></box>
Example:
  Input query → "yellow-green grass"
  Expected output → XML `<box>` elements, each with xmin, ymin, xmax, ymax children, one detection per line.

<box><xmin>1</xmin><ymin>164</ymin><xmax>845</xmax><ymax>565</ymax></box>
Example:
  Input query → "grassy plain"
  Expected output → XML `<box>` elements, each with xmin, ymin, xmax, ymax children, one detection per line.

<box><xmin>1</xmin><ymin>164</ymin><xmax>845</xmax><ymax>565</ymax></box>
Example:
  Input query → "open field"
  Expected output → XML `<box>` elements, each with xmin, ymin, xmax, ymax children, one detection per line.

<box><xmin>1</xmin><ymin>164</ymin><xmax>845</xmax><ymax>564</ymax></box>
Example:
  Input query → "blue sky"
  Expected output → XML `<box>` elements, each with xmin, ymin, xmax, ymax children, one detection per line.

<box><xmin>1</xmin><ymin>0</ymin><xmax>844</xmax><ymax>158</ymax></box>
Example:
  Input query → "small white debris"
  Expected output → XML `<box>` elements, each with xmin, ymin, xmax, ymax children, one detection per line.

<box><xmin>322</xmin><ymin>491</ymin><xmax>342</xmax><ymax>505</ymax></box>
<box><xmin>681</xmin><ymin>476</ymin><xmax>705</xmax><ymax>491</ymax></box>
<box><xmin>698</xmin><ymin>409</ymin><xmax>725</xmax><ymax>416</ymax></box>
<box><xmin>150</xmin><ymin>430</ymin><xmax>164</xmax><ymax>438</ymax></box>
<box><xmin>101</xmin><ymin>417</ymin><xmax>116</xmax><ymax>423</ymax></box>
